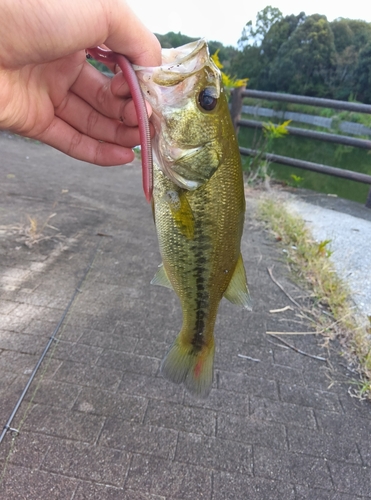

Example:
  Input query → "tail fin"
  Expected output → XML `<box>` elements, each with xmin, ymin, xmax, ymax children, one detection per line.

<box><xmin>160</xmin><ymin>337</ymin><xmax>215</xmax><ymax>399</ymax></box>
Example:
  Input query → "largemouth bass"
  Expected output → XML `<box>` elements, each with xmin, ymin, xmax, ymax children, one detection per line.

<box><xmin>135</xmin><ymin>39</ymin><xmax>250</xmax><ymax>398</ymax></box>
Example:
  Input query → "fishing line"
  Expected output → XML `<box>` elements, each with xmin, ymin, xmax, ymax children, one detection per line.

<box><xmin>0</xmin><ymin>242</ymin><xmax>101</xmax><ymax>446</ymax></box>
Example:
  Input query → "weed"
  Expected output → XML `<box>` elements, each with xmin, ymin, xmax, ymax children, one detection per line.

<box><xmin>257</xmin><ymin>197</ymin><xmax>371</xmax><ymax>398</ymax></box>
<box><xmin>287</xmin><ymin>174</ymin><xmax>304</xmax><ymax>188</ymax></box>
<box><xmin>16</xmin><ymin>213</ymin><xmax>62</xmax><ymax>248</ymax></box>
<box><xmin>243</xmin><ymin>120</ymin><xmax>291</xmax><ymax>187</ymax></box>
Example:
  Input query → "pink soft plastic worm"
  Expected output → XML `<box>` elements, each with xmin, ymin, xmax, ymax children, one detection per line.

<box><xmin>87</xmin><ymin>47</ymin><xmax>153</xmax><ymax>203</ymax></box>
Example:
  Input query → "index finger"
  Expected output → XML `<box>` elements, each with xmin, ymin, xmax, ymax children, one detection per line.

<box><xmin>104</xmin><ymin>2</ymin><xmax>161</xmax><ymax>67</ymax></box>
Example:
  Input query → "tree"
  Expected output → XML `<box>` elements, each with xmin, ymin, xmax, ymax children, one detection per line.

<box><xmin>260</xmin><ymin>12</ymin><xmax>305</xmax><ymax>63</ymax></box>
<box><xmin>238</xmin><ymin>6</ymin><xmax>283</xmax><ymax>48</ymax></box>
<box><xmin>355</xmin><ymin>42</ymin><xmax>371</xmax><ymax>103</ymax></box>
<box><xmin>229</xmin><ymin>45</ymin><xmax>261</xmax><ymax>86</ymax></box>
<box><xmin>267</xmin><ymin>15</ymin><xmax>336</xmax><ymax>96</ymax></box>
<box><xmin>155</xmin><ymin>32</ymin><xmax>198</xmax><ymax>48</ymax></box>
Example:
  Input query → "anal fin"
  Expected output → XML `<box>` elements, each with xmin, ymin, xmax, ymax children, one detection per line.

<box><xmin>151</xmin><ymin>263</ymin><xmax>173</xmax><ymax>289</ymax></box>
<box><xmin>224</xmin><ymin>254</ymin><xmax>251</xmax><ymax>310</ymax></box>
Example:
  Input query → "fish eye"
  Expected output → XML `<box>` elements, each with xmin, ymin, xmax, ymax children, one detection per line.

<box><xmin>198</xmin><ymin>88</ymin><xmax>218</xmax><ymax>111</ymax></box>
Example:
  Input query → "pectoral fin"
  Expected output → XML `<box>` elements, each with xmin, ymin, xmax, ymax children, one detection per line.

<box><xmin>163</xmin><ymin>190</ymin><xmax>195</xmax><ymax>239</ymax></box>
<box><xmin>224</xmin><ymin>254</ymin><xmax>251</xmax><ymax>310</ymax></box>
<box><xmin>151</xmin><ymin>264</ymin><xmax>173</xmax><ymax>289</ymax></box>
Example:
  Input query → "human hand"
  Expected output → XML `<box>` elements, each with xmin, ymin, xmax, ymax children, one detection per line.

<box><xmin>0</xmin><ymin>0</ymin><xmax>161</xmax><ymax>166</ymax></box>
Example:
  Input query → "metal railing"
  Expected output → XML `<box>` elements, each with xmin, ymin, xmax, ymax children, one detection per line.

<box><xmin>230</xmin><ymin>88</ymin><xmax>371</xmax><ymax>208</ymax></box>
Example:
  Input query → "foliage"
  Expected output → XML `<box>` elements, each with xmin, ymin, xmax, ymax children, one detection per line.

<box><xmin>244</xmin><ymin>119</ymin><xmax>291</xmax><ymax>184</ymax></box>
<box><xmin>232</xmin><ymin>9</ymin><xmax>371</xmax><ymax>103</ymax></box>
<box><xmin>154</xmin><ymin>9</ymin><xmax>371</xmax><ymax>103</ymax></box>
<box><xmin>238</xmin><ymin>5</ymin><xmax>283</xmax><ymax>47</ymax></box>
<box><xmin>155</xmin><ymin>32</ymin><xmax>237</xmax><ymax>71</ymax></box>
<box><xmin>211</xmin><ymin>50</ymin><xmax>248</xmax><ymax>89</ymax></box>
<box><xmin>155</xmin><ymin>31</ymin><xmax>198</xmax><ymax>48</ymax></box>
<box><xmin>263</xmin><ymin>120</ymin><xmax>291</xmax><ymax>138</ymax></box>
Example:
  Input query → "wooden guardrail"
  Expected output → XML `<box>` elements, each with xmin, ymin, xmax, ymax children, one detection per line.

<box><xmin>231</xmin><ymin>88</ymin><xmax>371</xmax><ymax>208</ymax></box>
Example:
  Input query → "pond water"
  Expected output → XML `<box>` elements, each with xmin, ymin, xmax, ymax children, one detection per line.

<box><xmin>238</xmin><ymin>127</ymin><xmax>371</xmax><ymax>204</ymax></box>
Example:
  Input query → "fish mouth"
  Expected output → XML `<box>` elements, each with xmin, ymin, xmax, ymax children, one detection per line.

<box><xmin>133</xmin><ymin>39</ymin><xmax>209</xmax><ymax>80</ymax></box>
<box><xmin>134</xmin><ymin>39</ymin><xmax>222</xmax><ymax>191</ymax></box>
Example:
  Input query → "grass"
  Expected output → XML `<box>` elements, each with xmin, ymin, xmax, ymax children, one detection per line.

<box><xmin>257</xmin><ymin>196</ymin><xmax>371</xmax><ymax>399</ymax></box>
<box><xmin>1</xmin><ymin>213</ymin><xmax>61</xmax><ymax>249</ymax></box>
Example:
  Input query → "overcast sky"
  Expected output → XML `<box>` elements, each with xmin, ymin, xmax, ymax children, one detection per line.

<box><xmin>127</xmin><ymin>1</ymin><xmax>371</xmax><ymax>47</ymax></box>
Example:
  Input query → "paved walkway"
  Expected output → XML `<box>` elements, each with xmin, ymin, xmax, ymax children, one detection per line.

<box><xmin>0</xmin><ymin>132</ymin><xmax>370</xmax><ymax>499</ymax></box>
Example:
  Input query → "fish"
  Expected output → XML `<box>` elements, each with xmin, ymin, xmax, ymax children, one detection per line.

<box><xmin>135</xmin><ymin>39</ymin><xmax>250</xmax><ymax>398</ymax></box>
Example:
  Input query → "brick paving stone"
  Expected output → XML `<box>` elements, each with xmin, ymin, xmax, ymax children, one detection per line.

<box><xmin>73</xmin><ymin>386</ymin><xmax>147</xmax><ymax>422</ymax></box>
<box><xmin>358</xmin><ymin>441</ymin><xmax>371</xmax><ymax>468</ymax></box>
<box><xmin>301</xmin><ymin>361</ymin><xmax>337</xmax><ymax>390</ymax></box>
<box><xmin>215</xmin><ymin>308</ymin><xmax>267</xmax><ymax>342</ymax></box>
<box><xmin>279</xmin><ymin>382</ymin><xmax>342</xmax><ymax>412</ymax></box>
<box><xmin>217</xmin><ymin>413</ymin><xmax>287</xmax><ymax>450</ymax></box>
<box><xmin>288</xmin><ymin>426</ymin><xmax>363</xmax><ymax>463</ymax></box>
<box><xmin>339</xmin><ymin>395</ymin><xmax>371</xmax><ymax>420</ymax></box>
<box><xmin>55</xmin><ymin>360</ymin><xmax>123</xmax><ymax>392</ymax></box>
<box><xmin>0</xmin><ymin>300</ymin><xmax>18</xmax><ymax>315</ymax></box>
<box><xmin>97</xmin><ymin>349</ymin><xmax>160</xmax><ymax>376</ymax></box>
<box><xmin>41</xmin><ymin>439</ymin><xmax>131</xmax><ymax>487</ymax></box>
<box><xmin>1</xmin><ymin>135</ymin><xmax>371</xmax><ymax>499</ymax></box>
<box><xmin>295</xmin><ymin>485</ymin><xmax>360</xmax><ymax>500</ymax></box>
<box><xmin>0</xmin><ymin>464</ymin><xmax>78</xmax><ymax>499</ymax></box>
<box><xmin>288</xmin><ymin>452</ymin><xmax>333</xmax><ymax>489</ymax></box>
<box><xmin>51</xmin><ymin>340</ymin><xmax>104</xmax><ymax>365</ymax></box>
<box><xmin>133</xmin><ymin>336</ymin><xmax>174</xmax><ymax>358</ymax></box>
<box><xmin>316</xmin><ymin>408</ymin><xmax>371</xmax><ymax>435</ymax></box>
<box><xmin>23</xmin><ymin>379</ymin><xmax>82</xmax><ymax>410</ymax></box>
<box><xmin>73</xmin><ymin>482</ymin><xmax>166</xmax><ymax>499</ymax></box>
<box><xmin>273</xmin><ymin>344</ymin><xmax>327</xmax><ymax>371</ymax></box>
<box><xmin>175</xmin><ymin>432</ymin><xmax>253</xmax><ymax>474</ymax></box>
<box><xmin>253</xmin><ymin>446</ymin><xmax>292</xmax><ymax>482</ymax></box>
<box><xmin>78</xmin><ymin>328</ymin><xmax>138</xmax><ymax>352</ymax></box>
<box><xmin>99</xmin><ymin>418</ymin><xmax>178</xmax><ymax>459</ymax></box>
<box><xmin>249</xmin><ymin>395</ymin><xmax>317</xmax><ymax>428</ymax></box>
<box><xmin>144</xmin><ymin>399</ymin><xmax>216</xmax><ymax>436</ymax></box>
<box><xmin>0</xmin><ymin>314</ymin><xmax>27</xmax><ymax>332</ymax></box>
<box><xmin>0</xmin><ymin>432</ymin><xmax>52</xmax><ymax>469</ymax></box>
<box><xmin>118</xmin><ymin>372</ymin><xmax>185</xmax><ymax>404</ymax></box>
<box><xmin>217</xmin><ymin>370</ymin><xmax>279</xmax><ymax>400</ymax></box>
<box><xmin>21</xmin><ymin>405</ymin><xmax>105</xmax><ymax>444</ymax></box>
<box><xmin>126</xmin><ymin>454</ymin><xmax>212</xmax><ymax>499</ymax></box>
<box><xmin>0</xmin><ymin>330</ymin><xmax>50</xmax><ymax>355</ymax></box>
<box><xmin>214</xmin><ymin>338</ymin><xmax>273</xmax><ymax>373</ymax></box>
<box><xmin>329</xmin><ymin>462</ymin><xmax>371</xmax><ymax>497</ymax></box>
<box><xmin>0</xmin><ymin>369</ymin><xmax>17</xmax><ymax>391</ymax></box>
<box><xmin>212</xmin><ymin>470</ymin><xmax>296</xmax><ymax>500</ymax></box>
<box><xmin>183</xmin><ymin>387</ymin><xmax>249</xmax><ymax>416</ymax></box>
<box><xmin>270</xmin><ymin>363</ymin><xmax>306</xmax><ymax>386</ymax></box>
<box><xmin>23</xmin><ymin>318</ymin><xmax>65</xmax><ymax>336</ymax></box>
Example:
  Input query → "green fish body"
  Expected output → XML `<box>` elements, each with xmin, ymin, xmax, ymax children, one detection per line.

<box><xmin>135</xmin><ymin>40</ymin><xmax>250</xmax><ymax>398</ymax></box>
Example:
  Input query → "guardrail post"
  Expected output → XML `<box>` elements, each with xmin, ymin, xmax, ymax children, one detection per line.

<box><xmin>366</xmin><ymin>187</ymin><xmax>371</xmax><ymax>209</ymax></box>
<box><xmin>230</xmin><ymin>86</ymin><xmax>245</xmax><ymax>135</ymax></box>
